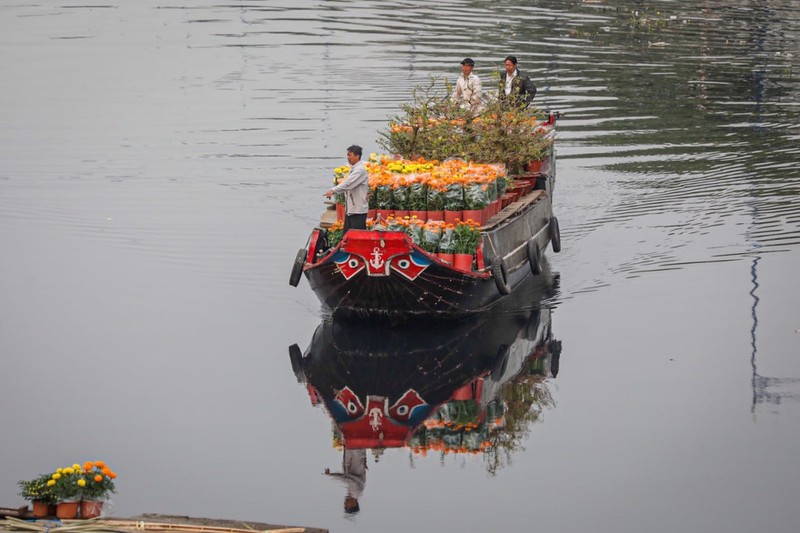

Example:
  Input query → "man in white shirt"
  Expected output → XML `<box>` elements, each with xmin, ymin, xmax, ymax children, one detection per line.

<box><xmin>324</xmin><ymin>145</ymin><xmax>369</xmax><ymax>231</ymax></box>
<box><xmin>499</xmin><ymin>55</ymin><xmax>537</xmax><ymax>108</ymax></box>
<box><xmin>453</xmin><ymin>57</ymin><xmax>483</xmax><ymax>111</ymax></box>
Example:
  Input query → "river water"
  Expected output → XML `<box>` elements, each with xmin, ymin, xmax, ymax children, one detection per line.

<box><xmin>2</xmin><ymin>1</ymin><xmax>799</xmax><ymax>532</ymax></box>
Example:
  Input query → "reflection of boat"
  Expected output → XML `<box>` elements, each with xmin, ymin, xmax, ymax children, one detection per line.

<box><xmin>289</xmin><ymin>118</ymin><xmax>560</xmax><ymax>322</ymax></box>
<box><xmin>289</xmin><ymin>274</ymin><xmax>562</xmax><ymax>459</ymax></box>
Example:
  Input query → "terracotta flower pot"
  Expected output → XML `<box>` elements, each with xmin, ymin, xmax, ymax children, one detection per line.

<box><xmin>80</xmin><ymin>500</ymin><xmax>104</xmax><ymax>519</ymax></box>
<box><xmin>335</xmin><ymin>203</ymin><xmax>345</xmax><ymax>222</ymax></box>
<box><xmin>56</xmin><ymin>501</ymin><xmax>79</xmax><ymax>519</ymax></box>
<box><xmin>31</xmin><ymin>500</ymin><xmax>51</xmax><ymax>518</ymax></box>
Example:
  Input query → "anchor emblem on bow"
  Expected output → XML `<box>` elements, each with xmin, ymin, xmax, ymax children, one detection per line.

<box><xmin>368</xmin><ymin>407</ymin><xmax>383</xmax><ymax>432</ymax></box>
<box><xmin>368</xmin><ymin>247</ymin><xmax>385</xmax><ymax>269</ymax></box>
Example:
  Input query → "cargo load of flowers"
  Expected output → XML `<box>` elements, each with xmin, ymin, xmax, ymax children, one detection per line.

<box><xmin>332</xmin><ymin>155</ymin><xmax>511</xmax><ymax>227</ymax></box>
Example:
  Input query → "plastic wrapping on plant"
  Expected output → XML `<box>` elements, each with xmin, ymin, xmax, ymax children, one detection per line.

<box><xmin>420</xmin><ymin>224</ymin><xmax>442</xmax><ymax>253</ymax></box>
<box><xmin>438</xmin><ymin>227</ymin><xmax>456</xmax><ymax>253</ymax></box>
<box><xmin>426</xmin><ymin>182</ymin><xmax>446</xmax><ymax>211</ymax></box>
<box><xmin>375</xmin><ymin>184</ymin><xmax>392</xmax><ymax>209</ymax></box>
<box><xmin>391</xmin><ymin>182</ymin><xmax>409</xmax><ymax>210</ymax></box>
<box><xmin>464</xmin><ymin>183</ymin><xmax>490</xmax><ymax>210</ymax></box>
<box><xmin>444</xmin><ymin>182</ymin><xmax>465</xmax><ymax>210</ymax></box>
<box><xmin>407</xmin><ymin>180</ymin><xmax>428</xmax><ymax>211</ymax></box>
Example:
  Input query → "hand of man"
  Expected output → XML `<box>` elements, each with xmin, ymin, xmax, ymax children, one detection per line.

<box><xmin>323</xmin><ymin>190</ymin><xmax>333</xmax><ymax>199</ymax></box>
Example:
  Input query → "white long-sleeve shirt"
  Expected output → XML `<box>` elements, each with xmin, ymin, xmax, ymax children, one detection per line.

<box><xmin>332</xmin><ymin>160</ymin><xmax>369</xmax><ymax>214</ymax></box>
<box><xmin>453</xmin><ymin>73</ymin><xmax>483</xmax><ymax>109</ymax></box>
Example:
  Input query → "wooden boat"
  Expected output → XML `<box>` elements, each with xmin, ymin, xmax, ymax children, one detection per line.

<box><xmin>289</xmin><ymin>117</ymin><xmax>561</xmax><ymax>322</ymax></box>
<box><xmin>288</xmin><ymin>274</ymin><xmax>562</xmax><ymax>451</ymax></box>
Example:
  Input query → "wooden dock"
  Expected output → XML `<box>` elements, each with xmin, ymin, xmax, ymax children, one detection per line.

<box><xmin>0</xmin><ymin>508</ymin><xmax>327</xmax><ymax>533</ymax></box>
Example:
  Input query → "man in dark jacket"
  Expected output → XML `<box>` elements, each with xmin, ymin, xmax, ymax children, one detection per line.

<box><xmin>499</xmin><ymin>55</ymin><xmax>536</xmax><ymax>108</ymax></box>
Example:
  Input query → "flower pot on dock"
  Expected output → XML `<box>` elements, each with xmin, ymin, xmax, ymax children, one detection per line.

<box><xmin>56</xmin><ymin>501</ymin><xmax>79</xmax><ymax>519</ymax></box>
<box><xmin>31</xmin><ymin>501</ymin><xmax>51</xmax><ymax>518</ymax></box>
<box><xmin>80</xmin><ymin>500</ymin><xmax>104</xmax><ymax>519</ymax></box>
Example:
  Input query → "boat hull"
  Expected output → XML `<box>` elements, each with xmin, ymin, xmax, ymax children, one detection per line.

<box><xmin>303</xmin><ymin>185</ymin><xmax>555</xmax><ymax>322</ymax></box>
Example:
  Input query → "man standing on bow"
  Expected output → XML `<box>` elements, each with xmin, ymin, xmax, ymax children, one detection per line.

<box><xmin>499</xmin><ymin>55</ymin><xmax>537</xmax><ymax>108</ymax></box>
<box><xmin>324</xmin><ymin>145</ymin><xmax>369</xmax><ymax>231</ymax></box>
<box><xmin>453</xmin><ymin>57</ymin><xmax>483</xmax><ymax>111</ymax></box>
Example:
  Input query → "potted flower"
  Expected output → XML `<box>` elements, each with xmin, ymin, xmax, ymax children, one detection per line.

<box><xmin>18</xmin><ymin>475</ymin><xmax>57</xmax><ymax>518</ymax></box>
<box><xmin>452</xmin><ymin>220</ymin><xmax>482</xmax><ymax>271</ymax></box>
<box><xmin>78</xmin><ymin>461</ymin><xmax>117</xmax><ymax>518</ymax></box>
<box><xmin>47</xmin><ymin>465</ymin><xmax>85</xmax><ymax>518</ymax></box>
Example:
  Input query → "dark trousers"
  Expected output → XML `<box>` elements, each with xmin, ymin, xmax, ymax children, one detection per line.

<box><xmin>344</xmin><ymin>213</ymin><xmax>367</xmax><ymax>231</ymax></box>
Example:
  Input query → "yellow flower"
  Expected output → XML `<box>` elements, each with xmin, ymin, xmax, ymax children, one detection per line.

<box><xmin>72</xmin><ymin>464</ymin><xmax>81</xmax><ymax>471</ymax></box>
<box><xmin>77</xmin><ymin>479</ymin><xmax>86</xmax><ymax>487</ymax></box>
<box><xmin>63</xmin><ymin>467</ymin><xmax>74</xmax><ymax>475</ymax></box>
<box><xmin>47</xmin><ymin>480</ymin><xmax>56</xmax><ymax>487</ymax></box>
<box><xmin>52</xmin><ymin>473</ymin><xmax>62</xmax><ymax>480</ymax></box>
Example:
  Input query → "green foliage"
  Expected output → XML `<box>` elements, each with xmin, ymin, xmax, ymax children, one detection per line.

<box><xmin>453</xmin><ymin>222</ymin><xmax>482</xmax><ymax>254</ymax></box>
<box><xmin>17</xmin><ymin>475</ymin><xmax>56</xmax><ymax>504</ymax></box>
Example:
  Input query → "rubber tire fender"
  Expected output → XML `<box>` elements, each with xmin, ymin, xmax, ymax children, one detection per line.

<box><xmin>527</xmin><ymin>239</ymin><xmax>542</xmax><ymax>275</ymax></box>
<box><xmin>549</xmin><ymin>216</ymin><xmax>562</xmax><ymax>253</ymax></box>
<box><xmin>289</xmin><ymin>248</ymin><xmax>307</xmax><ymax>287</ymax></box>
<box><xmin>491</xmin><ymin>256</ymin><xmax>511</xmax><ymax>296</ymax></box>
<box><xmin>288</xmin><ymin>343</ymin><xmax>305</xmax><ymax>381</ymax></box>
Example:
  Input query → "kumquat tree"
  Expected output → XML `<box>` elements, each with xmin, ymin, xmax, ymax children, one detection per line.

<box><xmin>378</xmin><ymin>76</ymin><xmax>554</xmax><ymax>175</ymax></box>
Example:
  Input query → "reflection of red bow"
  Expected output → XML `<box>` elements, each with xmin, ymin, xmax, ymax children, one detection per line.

<box><xmin>334</xmin><ymin>386</ymin><xmax>365</xmax><ymax>418</ymax></box>
<box><xmin>388</xmin><ymin>389</ymin><xmax>426</xmax><ymax>422</ymax></box>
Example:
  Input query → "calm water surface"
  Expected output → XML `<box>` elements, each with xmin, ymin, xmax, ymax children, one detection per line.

<box><xmin>2</xmin><ymin>1</ymin><xmax>800</xmax><ymax>532</ymax></box>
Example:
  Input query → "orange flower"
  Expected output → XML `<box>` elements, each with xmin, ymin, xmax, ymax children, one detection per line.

<box><xmin>94</xmin><ymin>475</ymin><xmax>103</xmax><ymax>483</ymax></box>
<box><xmin>94</xmin><ymin>461</ymin><xmax>106</xmax><ymax>468</ymax></box>
<box><xmin>109</xmin><ymin>471</ymin><xmax>117</xmax><ymax>479</ymax></box>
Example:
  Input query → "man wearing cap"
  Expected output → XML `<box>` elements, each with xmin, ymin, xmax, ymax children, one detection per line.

<box><xmin>453</xmin><ymin>57</ymin><xmax>483</xmax><ymax>111</ymax></box>
<box><xmin>499</xmin><ymin>55</ymin><xmax>536</xmax><ymax>108</ymax></box>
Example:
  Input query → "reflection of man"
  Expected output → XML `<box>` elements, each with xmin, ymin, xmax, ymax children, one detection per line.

<box><xmin>324</xmin><ymin>447</ymin><xmax>367</xmax><ymax>514</ymax></box>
